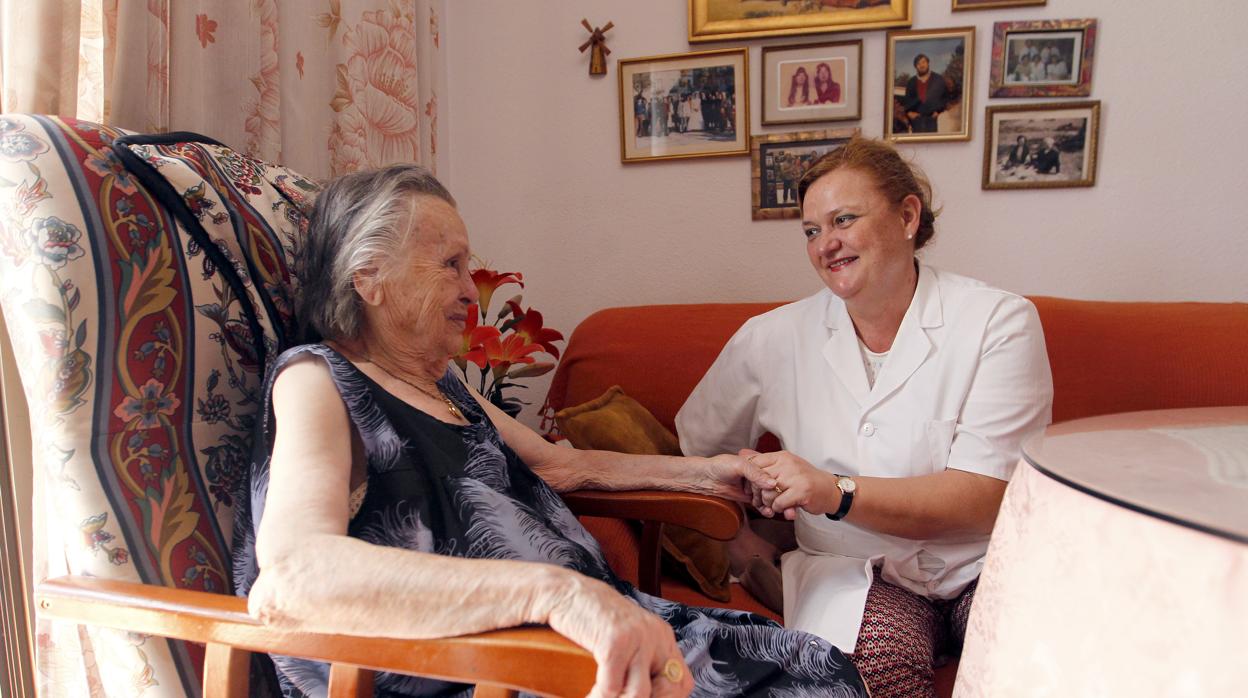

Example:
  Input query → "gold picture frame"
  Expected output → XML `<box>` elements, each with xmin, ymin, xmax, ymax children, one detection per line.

<box><xmin>688</xmin><ymin>0</ymin><xmax>911</xmax><ymax>43</ymax></box>
<box><xmin>751</xmin><ymin>127</ymin><xmax>858</xmax><ymax>220</ymax></box>
<box><xmin>884</xmin><ymin>26</ymin><xmax>975</xmax><ymax>143</ymax></box>
<box><xmin>952</xmin><ymin>0</ymin><xmax>1045</xmax><ymax>11</ymax></box>
<box><xmin>761</xmin><ymin>40</ymin><xmax>863</xmax><ymax>126</ymax></box>
<box><xmin>618</xmin><ymin>48</ymin><xmax>750</xmax><ymax>164</ymax></box>
<box><xmin>982</xmin><ymin>101</ymin><xmax>1100</xmax><ymax>190</ymax></box>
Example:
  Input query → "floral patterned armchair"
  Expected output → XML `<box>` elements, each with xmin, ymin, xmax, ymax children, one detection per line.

<box><xmin>0</xmin><ymin>115</ymin><xmax>596</xmax><ymax>697</ymax></box>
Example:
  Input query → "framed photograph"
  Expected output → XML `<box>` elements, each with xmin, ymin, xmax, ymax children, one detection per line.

<box><xmin>761</xmin><ymin>40</ymin><xmax>862</xmax><ymax>126</ymax></box>
<box><xmin>688</xmin><ymin>0</ymin><xmax>911</xmax><ymax>43</ymax></box>
<box><xmin>884</xmin><ymin>27</ymin><xmax>975</xmax><ymax>143</ymax></box>
<box><xmin>989</xmin><ymin>19</ymin><xmax>1097</xmax><ymax>97</ymax></box>
<box><xmin>618</xmin><ymin>48</ymin><xmax>749</xmax><ymax>164</ymax></box>
<box><xmin>752</xmin><ymin>128</ymin><xmax>858</xmax><ymax>220</ymax></box>
<box><xmin>952</xmin><ymin>0</ymin><xmax>1045</xmax><ymax>10</ymax></box>
<box><xmin>982</xmin><ymin>101</ymin><xmax>1100</xmax><ymax>190</ymax></box>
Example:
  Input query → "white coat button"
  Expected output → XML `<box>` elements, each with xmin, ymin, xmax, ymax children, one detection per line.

<box><xmin>861</xmin><ymin>422</ymin><xmax>876</xmax><ymax>437</ymax></box>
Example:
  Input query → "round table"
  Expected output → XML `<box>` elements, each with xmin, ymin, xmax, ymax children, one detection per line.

<box><xmin>955</xmin><ymin>407</ymin><xmax>1248</xmax><ymax>697</ymax></box>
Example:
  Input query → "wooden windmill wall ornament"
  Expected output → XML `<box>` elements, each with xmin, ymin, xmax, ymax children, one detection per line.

<box><xmin>579</xmin><ymin>19</ymin><xmax>613</xmax><ymax>76</ymax></box>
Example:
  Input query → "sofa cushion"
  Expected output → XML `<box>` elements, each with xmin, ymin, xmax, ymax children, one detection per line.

<box><xmin>556</xmin><ymin>386</ymin><xmax>733</xmax><ymax>601</ymax></box>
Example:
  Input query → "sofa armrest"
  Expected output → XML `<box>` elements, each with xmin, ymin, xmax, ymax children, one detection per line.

<box><xmin>37</xmin><ymin>575</ymin><xmax>595</xmax><ymax>698</ymax></box>
<box><xmin>560</xmin><ymin>490</ymin><xmax>743</xmax><ymax>597</ymax></box>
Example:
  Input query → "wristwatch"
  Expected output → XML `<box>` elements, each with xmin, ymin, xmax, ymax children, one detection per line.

<box><xmin>825</xmin><ymin>475</ymin><xmax>856</xmax><ymax>521</ymax></box>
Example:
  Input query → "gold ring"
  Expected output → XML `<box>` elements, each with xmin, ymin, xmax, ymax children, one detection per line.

<box><xmin>774</xmin><ymin>483</ymin><xmax>786</xmax><ymax>494</ymax></box>
<box><xmin>662</xmin><ymin>658</ymin><xmax>683</xmax><ymax>683</ymax></box>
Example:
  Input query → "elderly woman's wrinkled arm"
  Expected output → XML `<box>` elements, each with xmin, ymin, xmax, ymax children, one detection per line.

<box><xmin>466</xmin><ymin>386</ymin><xmax>775</xmax><ymax>502</ymax></box>
<box><xmin>247</xmin><ymin>358</ymin><xmax>691</xmax><ymax>698</ymax></box>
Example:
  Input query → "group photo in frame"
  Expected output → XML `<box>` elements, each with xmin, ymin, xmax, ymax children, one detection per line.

<box><xmin>951</xmin><ymin>0</ymin><xmax>1045</xmax><ymax>11</ymax></box>
<box><xmin>688</xmin><ymin>0</ymin><xmax>911</xmax><ymax>43</ymax></box>
<box><xmin>989</xmin><ymin>18</ymin><xmax>1097</xmax><ymax>97</ymax></box>
<box><xmin>983</xmin><ymin>101</ymin><xmax>1101</xmax><ymax>190</ymax></box>
<box><xmin>761</xmin><ymin>40</ymin><xmax>862</xmax><ymax>126</ymax></box>
<box><xmin>885</xmin><ymin>27</ymin><xmax>975</xmax><ymax>143</ymax></box>
<box><xmin>618</xmin><ymin>48</ymin><xmax>749</xmax><ymax>163</ymax></box>
<box><xmin>751</xmin><ymin>127</ymin><xmax>858</xmax><ymax>220</ymax></box>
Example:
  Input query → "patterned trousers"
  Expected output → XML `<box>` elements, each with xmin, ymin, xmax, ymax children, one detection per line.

<box><xmin>849</xmin><ymin>569</ymin><xmax>978</xmax><ymax>698</ymax></box>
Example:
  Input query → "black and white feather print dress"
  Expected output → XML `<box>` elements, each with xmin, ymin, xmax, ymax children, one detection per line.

<box><xmin>232</xmin><ymin>344</ymin><xmax>867</xmax><ymax>698</ymax></box>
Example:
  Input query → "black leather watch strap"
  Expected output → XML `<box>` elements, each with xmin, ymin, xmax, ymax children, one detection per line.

<box><xmin>825</xmin><ymin>476</ymin><xmax>855</xmax><ymax>521</ymax></box>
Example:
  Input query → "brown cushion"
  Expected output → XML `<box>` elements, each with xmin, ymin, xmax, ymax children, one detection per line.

<box><xmin>555</xmin><ymin>386</ymin><xmax>732</xmax><ymax>601</ymax></box>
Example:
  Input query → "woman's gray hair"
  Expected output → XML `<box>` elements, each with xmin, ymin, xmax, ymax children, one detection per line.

<box><xmin>296</xmin><ymin>164</ymin><xmax>455</xmax><ymax>342</ymax></box>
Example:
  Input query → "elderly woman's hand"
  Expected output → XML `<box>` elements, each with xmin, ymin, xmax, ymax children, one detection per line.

<box><xmin>695</xmin><ymin>453</ymin><xmax>777</xmax><ymax>503</ymax></box>
<box><xmin>741</xmin><ymin>450</ymin><xmax>840</xmax><ymax>521</ymax></box>
<box><xmin>544</xmin><ymin>572</ymin><xmax>693</xmax><ymax>698</ymax></box>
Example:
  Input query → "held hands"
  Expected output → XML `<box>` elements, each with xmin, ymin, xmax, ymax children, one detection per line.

<box><xmin>738</xmin><ymin>449</ymin><xmax>841</xmax><ymax>521</ymax></box>
<box><xmin>545</xmin><ymin>573</ymin><xmax>693</xmax><ymax>698</ymax></box>
<box><xmin>697</xmin><ymin>453</ymin><xmax>778</xmax><ymax>503</ymax></box>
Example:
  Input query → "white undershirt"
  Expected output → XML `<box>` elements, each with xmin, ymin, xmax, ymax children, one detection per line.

<box><xmin>858</xmin><ymin>337</ymin><xmax>889</xmax><ymax>389</ymax></box>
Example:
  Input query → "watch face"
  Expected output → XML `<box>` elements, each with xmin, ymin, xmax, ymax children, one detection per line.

<box><xmin>838</xmin><ymin>477</ymin><xmax>857</xmax><ymax>493</ymax></box>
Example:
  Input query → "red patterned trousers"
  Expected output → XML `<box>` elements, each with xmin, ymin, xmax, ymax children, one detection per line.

<box><xmin>849</xmin><ymin>569</ymin><xmax>977</xmax><ymax>698</ymax></box>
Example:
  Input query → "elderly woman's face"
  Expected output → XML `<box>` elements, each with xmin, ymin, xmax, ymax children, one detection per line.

<box><xmin>801</xmin><ymin>168</ymin><xmax>918</xmax><ymax>304</ymax></box>
<box><xmin>372</xmin><ymin>197</ymin><xmax>477</xmax><ymax>356</ymax></box>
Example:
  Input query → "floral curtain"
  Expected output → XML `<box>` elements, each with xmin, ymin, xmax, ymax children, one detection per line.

<box><xmin>0</xmin><ymin>0</ymin><xmax>448</xmax><ymax>179</ymax></box>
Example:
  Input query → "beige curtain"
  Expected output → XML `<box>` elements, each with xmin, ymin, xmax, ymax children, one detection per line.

<box><xmin>0</xmin><ymin>0</ymin><xmax>448</xmax><ymax>179</ymax></box>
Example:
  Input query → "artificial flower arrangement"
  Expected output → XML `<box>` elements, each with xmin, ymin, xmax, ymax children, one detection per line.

<box><xmin>453</xmin><ymin>265</ymin><xmax>564</xmax><ymax>416</ymax></box>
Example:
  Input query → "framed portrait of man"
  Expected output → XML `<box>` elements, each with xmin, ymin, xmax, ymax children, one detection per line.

<box><xmin>618</xmin><ymin>48</ymin><xmax>750</xmax><ymax>163</ymax></box>
<box><xmin>884</xmin><ymin>27</ymin><xmax>975</xmax><ymax>143</ymax></box>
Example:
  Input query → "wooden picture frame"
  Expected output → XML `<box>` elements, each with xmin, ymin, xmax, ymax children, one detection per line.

<box><xmin>751</xmin><ymin>127</ymin><xmax>858</xmax><ymax>220</ymax></box>
<box><xmin>618</xmin><ymin>48</ymin><xmax>749</xmax><ymax>163</ymax></box>
<box><xmin>982</xmin><ymin>101</ymin><xmax>1100</xmax><ymax>190</ymax></box>
<box><xmin>884</xmin><ymin>27</ymin><xmax>975</xmax><ymax>143</ymax></box>
<box><xmin>989</xmin><ymin>19</ymin><xmax>1098</xmax><ymax>98</ymax></box>
<box><xmin>952</xmin><ymin>0</ymin><xmax>1045</xmax><ymax>11</ymax></box>
<box><xmin>688</xmin><ymin>0</ymin><xmax>911</xmax><ymax>43</ymax></box>
<box><xmin>761</xmin><ymin>40</ymin><xmax>863</xmax><ymax>126</ymax></box>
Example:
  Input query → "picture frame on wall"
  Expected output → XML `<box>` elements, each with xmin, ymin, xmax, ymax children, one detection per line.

<box><xmin>751</xmin><ymin>127</ymin><xmax>858</xmax><ymax>220</ymax></box>
<box><xmin>952</xmin><ymin>0</ymin><xmax>1045</xmax><ymax>11</ymax></box>
<box><xmin>982</xmin><ymin>101</ymin><xmax>1100</xmax><ymax>190</ymax></box>
<box><xmin>884</xmin><ymin>27</ymin><xmax>975</xmax><ymax>143</ymax></box>
<box><xmin>761</xmin><ymin>40</ymin><xmax>862</xmax><ymax>126</ymax></box>
<box><xmin>688</xmin><ymin>0</ymin><xmax>911</xmax><ymax>43</ymax></box>
<box><xmin>618</xmin><ymin>48</ymin><xmax>749</xmax><ymax>164</ymax></box>
<box><xmin>989</xmin><ymin>19</ymin><xmax>1098</xmax><ymax>97</ymax></box>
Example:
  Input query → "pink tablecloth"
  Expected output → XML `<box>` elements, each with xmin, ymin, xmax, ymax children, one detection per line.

<box><xmin>956</xmin><ymin>458</ymin><xmax>1248</xmax><ymax>696</ymax></box>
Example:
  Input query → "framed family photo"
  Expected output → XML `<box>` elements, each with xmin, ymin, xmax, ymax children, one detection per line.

<box><xmin>761</xmin><ymin>40</ymin><xmax>862</xmax><ymax>126</ymax></box>
<box><xmin>688</xmin><ymin>0</ymin><xmax>911</xmax><ymax>43</ymax></box>
<box><xmin>885</xmin><ymin>27</ymin><xmax>975</xmax><ymax>143</ymax></box>
<box><xmin>989</xmin><ymin>19</ymin><xmax>1097</xmax><ymax>97</ymax></box>
<box><xmin>952</xmin><ymin>0</ymin><xmax>1045</xmax><ymax>11</ymax></box>
<box><xmin>618</xmin><ymin>48</ymin><xmax>749</xmax><ymax>163</ymax></box>
<box><xmin>982</xmin><ymin>101</ymin><xmax>1100</xmax><ymax>190</ymax></box>
<box><xmin>751</xmin><ymin>127</ymin><xmax>858</xmax><ymax>220</ymax></box>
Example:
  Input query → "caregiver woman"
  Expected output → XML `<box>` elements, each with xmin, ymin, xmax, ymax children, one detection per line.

<box><xmin>676</xmin><ymin>137</ymin><xmax>1053</xmax><ymax>698</ymax></box>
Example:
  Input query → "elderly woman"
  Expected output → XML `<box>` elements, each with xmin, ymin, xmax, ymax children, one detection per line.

<box><xmin>677</xmin><ymin>137</ymin><xmax>1053</xmax><ymax>697</ymax></box>
<box><xmin>233</xmin><ymin>165</ymin><xmax>868</xmax><ymax>697</ymax></box>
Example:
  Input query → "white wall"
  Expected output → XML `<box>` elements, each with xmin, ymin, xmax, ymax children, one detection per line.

<box><xmin>446</xmin><ymin>1</ymin><xmax>1248</xmax><ymax>423</ymax></box>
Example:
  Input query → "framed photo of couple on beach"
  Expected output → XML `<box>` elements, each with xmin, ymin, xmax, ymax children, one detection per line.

<box><xmin>761</xmin><ymin>40</ymin><xmax>862</xmax><ymax>126</ymax></box>
<box><xmin>618</xmin><ymin>48</ymin><xmax>749</xmax><ymax>163</ymax></box>
<box><xmin>982</xmin><ymin>101</ymin><xmax>1100</xmax><ymax>190</ymax></box>
<box><xmin>884</xmin><ymin>27</ymin><xmax>975</xmax><ymax>143</ymax></box>
<box><xmin>688</xmin><ymin>0</ymin><xmax>911</xmax><ymax>43</ymax></box>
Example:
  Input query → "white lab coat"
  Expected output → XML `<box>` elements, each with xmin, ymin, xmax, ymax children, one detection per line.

<box><xmin>676</xmin><ymin>265</ymin><xmax>1053</xmax><ymax>651</ymax></box>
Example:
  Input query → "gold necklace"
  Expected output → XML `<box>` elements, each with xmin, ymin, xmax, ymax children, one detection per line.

<box><xmin>369</xmin><ymin>361</ymin><xmax>464</xmax><ymax>421</ymax></box>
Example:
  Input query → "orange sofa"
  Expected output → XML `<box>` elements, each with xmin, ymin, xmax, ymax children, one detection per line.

<box><xmin>544</xmin><ymin>296</ymin><xmax>1248</xmax><ymax>693</ymax></box>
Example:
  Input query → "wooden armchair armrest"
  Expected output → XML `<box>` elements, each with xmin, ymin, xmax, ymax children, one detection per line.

<box><xmin>561</xmin><ymin>489</ymin><xmax>743</xmax><ymax>540</ymax></box>
<box><xmin>561</xmin><ymin>490</ymin><xmax>744</xmax><ymax>596</ymax></box>
<box><xmin>36</xmin><ymin>575</ymin><xmax>594</xmax><ymax>698</ymax></box>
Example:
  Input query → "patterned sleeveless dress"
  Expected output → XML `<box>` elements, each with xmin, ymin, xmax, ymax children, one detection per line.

<box><xmin>232</xmin><ymin>344</ymin><xmax>866</xmax><ymax>697</ymax></box>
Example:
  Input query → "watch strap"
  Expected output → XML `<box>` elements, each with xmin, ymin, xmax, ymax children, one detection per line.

<box><xmin>826</xmin><ymin>476</ymin><xmax>854</xmax><ymax>521</ymax></box>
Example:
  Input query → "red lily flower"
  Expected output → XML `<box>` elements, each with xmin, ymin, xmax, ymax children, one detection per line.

<box><xmin>476</xmin><ymin>333</ymin><xmax>542</xmax><ymax>375</ymax></box>
<box><xmin>458</xmin><ymin>304</ymin><xmax>502</xmax><ymax>369</ymax></box>
<box><xmin>471</xmin><ymin>268</ymin><xmax>523</xmax><ymax>318</ymax></box>
<box><xmin>505</xmin><ymin>300</ymin><xmax>564</xmax><ymax>359</ymax></box>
